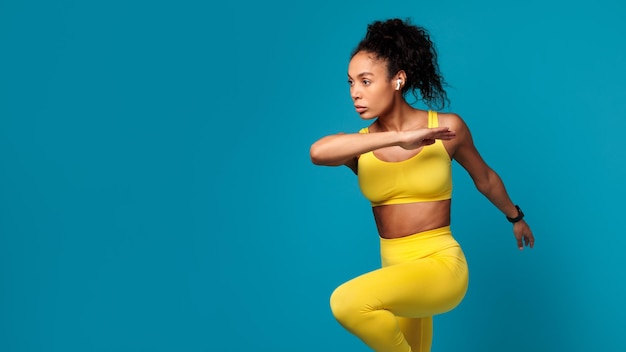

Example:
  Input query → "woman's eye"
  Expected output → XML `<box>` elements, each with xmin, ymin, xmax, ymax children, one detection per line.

<box><xmin>363</xmin><ymin>80</ymin><xmax>371</xmax><ymax>85</ymax></box>
<box><xmin>348</xmin><ymin>80</ymin><xmax>354</xmax><ymax>86</ymax></box>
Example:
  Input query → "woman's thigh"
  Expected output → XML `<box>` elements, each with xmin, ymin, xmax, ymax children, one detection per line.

<box><xmin>332</xmin><ymin>249</ymin><xmax>468</xmax><ymax>318</ymax></box>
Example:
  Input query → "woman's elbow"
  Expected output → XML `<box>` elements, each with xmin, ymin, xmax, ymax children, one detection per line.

<box><xmin>310</xmin><ymin>143</ymin><xmax>344</xmax><ymax>166</ymax></box>
<box><xmin>309</xmin><ymin>143</ymin><xmax>327</xmax><ymax>165</ymax></box>
<box><xmin>473</xmin><ymin>169</ymin><xmax>499</xmax><ymax>194</ymax></box>
<box><xmin>474</xmin><ymin>180</ymin><xmax>490</xmax><ymax>195</ymax></box>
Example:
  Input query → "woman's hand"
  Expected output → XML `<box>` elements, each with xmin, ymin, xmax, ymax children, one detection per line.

<box><xmin>397</xmin><ymin>127</ymin><xmax>456</xmax><ymax>150</ymax></box>
<box><xmin>513</xmin><ymin>220</ymin><xmax>534</xmax><ymax>250</ymax></box>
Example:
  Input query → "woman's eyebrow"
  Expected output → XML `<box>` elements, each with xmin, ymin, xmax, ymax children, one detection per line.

<box><xmin>347</xmin><ymin>72</ymin><xmax>374</xmax><ymax>78</ymax></box>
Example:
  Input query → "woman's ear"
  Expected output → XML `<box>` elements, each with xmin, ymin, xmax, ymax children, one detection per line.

<box><xmin>394</xmin><ymin>71</ymin><xmax>407</xmax><ymax>90</ymax></box>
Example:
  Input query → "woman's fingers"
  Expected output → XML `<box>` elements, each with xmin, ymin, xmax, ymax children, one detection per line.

<box><xmin>429</xmin><ymin>128</ymin><xmax>456</xmax><ymax>140</ymax></box>
<box><xmin>399</xmin><ymin>127</ymin><xmax>456</xmax><ymax>149</ymax></box>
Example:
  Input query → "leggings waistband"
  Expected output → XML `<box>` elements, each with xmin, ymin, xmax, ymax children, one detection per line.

<box><xmin>379</xmin><ymin>226</ymin><xmax>461</xmax><ymax>265</ymax></box>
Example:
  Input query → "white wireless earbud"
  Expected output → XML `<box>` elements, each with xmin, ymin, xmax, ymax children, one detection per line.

<box><xmin>395</xmin><ymin>79</ymin><xmax>402</xmax><ymax>90</ymax></box>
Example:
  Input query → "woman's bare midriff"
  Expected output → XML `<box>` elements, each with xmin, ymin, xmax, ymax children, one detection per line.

<box><xmin>372</xmin><ymin>199</ymin><xmax>451</xmax><ymax>239</ymax></box>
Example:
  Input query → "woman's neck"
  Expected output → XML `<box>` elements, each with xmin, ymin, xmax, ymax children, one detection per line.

<box><xmin>376</xmin><ymin>104</ymin><xmax>425</xmax><ymax>132</ymax></box>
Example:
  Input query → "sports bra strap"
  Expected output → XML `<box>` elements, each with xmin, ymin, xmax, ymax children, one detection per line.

<box><xmin>428</xmin><ymin>110</ymin><xmax>438</xmax><ymax>128</ymax></box>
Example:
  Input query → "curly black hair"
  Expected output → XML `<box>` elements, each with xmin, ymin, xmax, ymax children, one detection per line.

<box><xmin>351</xmin><ymin>18</ymin><xmax>449</xmax><ymax>110</ymax></box>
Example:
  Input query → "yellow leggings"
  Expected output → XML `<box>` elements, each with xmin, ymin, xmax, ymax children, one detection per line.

<box><xmin>329</xmin><ymin>226</ymin><xmax>468</xmax><ymax>352</ymax></box>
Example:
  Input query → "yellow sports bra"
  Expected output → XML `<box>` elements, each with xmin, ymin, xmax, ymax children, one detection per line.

<box><xmin>357</xmin><ymin>110</ymin><xmax>452</xmax><ymax>207</ymax></box>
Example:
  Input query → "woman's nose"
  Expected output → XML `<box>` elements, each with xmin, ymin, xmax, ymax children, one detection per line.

<box><xmin>351</xmin><ymin>86</ymin><xmax>361</xmax><ymax>100</ymax></box>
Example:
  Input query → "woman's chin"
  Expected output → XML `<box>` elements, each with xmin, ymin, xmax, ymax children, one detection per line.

<box><xmin>358</xmin><ymin>111</ymin><xmax>377</xmax><ymax>120</ymax></box>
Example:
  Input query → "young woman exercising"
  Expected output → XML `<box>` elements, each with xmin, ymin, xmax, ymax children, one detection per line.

<box><xmin>309</xmin><ymin>18</ymin><xmax>534</xmax><ymax>352</ymax></box>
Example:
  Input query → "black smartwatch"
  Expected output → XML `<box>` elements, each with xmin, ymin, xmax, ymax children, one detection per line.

<box><xmin>506</xmin><ymin>205</ymin><xmax>524</xmax><ymax>223</ymax></box>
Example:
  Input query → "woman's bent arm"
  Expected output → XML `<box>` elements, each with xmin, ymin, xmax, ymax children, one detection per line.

<box><xmin>310</xmin><ymin>131</ymin><xmax>400</xmax><ymax>166</ymax></box>
<box><xmin>310</xmin><ymin>127</ymin><xmax>456</xmax><ymax>166</ymax></box>
<box><xmin>451</xmin><ymin>115</ymin><xmax>534</xmax><ymax>249</ymax></box>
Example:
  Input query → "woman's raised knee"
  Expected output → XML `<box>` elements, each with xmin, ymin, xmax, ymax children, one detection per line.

<box><xmin>329</xmin><ymin>284</ymin><xmax>360</xmax><ymax>326</ymax></box>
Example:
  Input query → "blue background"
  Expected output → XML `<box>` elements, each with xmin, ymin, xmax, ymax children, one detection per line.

<box><xmin>2</xmin><ymin>0</ymin><xmax>625</xmax><ymax>351</ymax></box>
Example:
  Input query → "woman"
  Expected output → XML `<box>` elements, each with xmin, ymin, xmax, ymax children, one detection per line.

<box><xmin>309</xmin><ymin>18</ymin><xmax>534</xmax><ymax>352</ymax></box>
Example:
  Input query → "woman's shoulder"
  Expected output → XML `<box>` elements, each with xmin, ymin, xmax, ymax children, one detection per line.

<box><xmin>435</xmin><ymin>111</ymin><xmax>469</xmax><ymax>131</ymax></box>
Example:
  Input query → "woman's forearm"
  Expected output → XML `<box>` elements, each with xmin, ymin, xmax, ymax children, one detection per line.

<box><xmin>309</xmin><ymin>131</ymin><xmax>401</xmax><ymax>166</ymax></box>
<box><xmin>476</xmin><ymin>169</ymin><xmax>519</xmax><ymax>218</ymax></box>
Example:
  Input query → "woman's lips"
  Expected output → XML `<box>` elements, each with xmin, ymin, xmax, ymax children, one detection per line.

<box><xmin>355</xmin><ymin>106</ymin><xmax>367</xmax><ymax>113</ymax></box>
